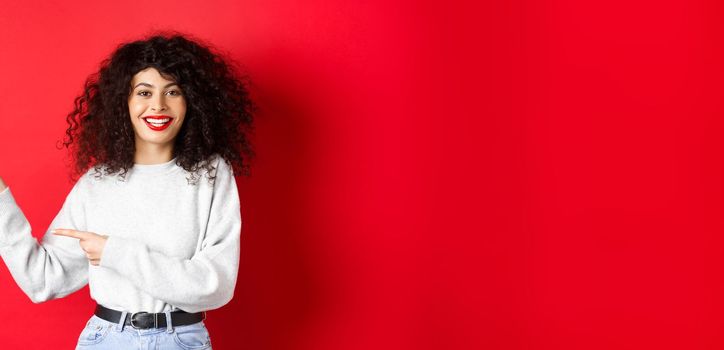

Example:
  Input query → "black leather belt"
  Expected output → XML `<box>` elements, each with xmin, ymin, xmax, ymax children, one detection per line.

<box><xmin>94</xmin><ymin>304</ymin><xmax>206</xmax><ymax>329</ymax></box>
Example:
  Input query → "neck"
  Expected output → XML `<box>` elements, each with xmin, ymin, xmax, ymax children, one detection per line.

<box><xmin>134</xmin><ymin>142</ymin><xmax>175</xmax><ymax>165</ymax></box>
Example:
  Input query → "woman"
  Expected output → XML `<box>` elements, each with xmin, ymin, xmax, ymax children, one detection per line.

<box><xmin>0</xmin><ymin>32</ymin><xmax>255</xmax><ymax>349</ymax></box>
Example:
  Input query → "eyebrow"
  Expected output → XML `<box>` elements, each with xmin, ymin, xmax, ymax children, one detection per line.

<box><xmin>133</xmin><ymin>82</ymin><xmax>179</xmax><ymax>89</ymax></box>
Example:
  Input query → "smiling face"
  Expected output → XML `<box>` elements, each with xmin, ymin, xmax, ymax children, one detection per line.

<box><xmin>128</xmin><ymin>67</ymin><xmax>186</xmax><ymax>152</ymax></box>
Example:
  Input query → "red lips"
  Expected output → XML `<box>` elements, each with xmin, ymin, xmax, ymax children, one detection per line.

<box><xmin>142</xmin><ymin>115</ymin><xmax>174</xmax><ymax>131</ymax></box>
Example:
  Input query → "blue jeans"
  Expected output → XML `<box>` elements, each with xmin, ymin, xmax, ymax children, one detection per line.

<box><xmin>75</xmin><ymin>312</ymin><xmax>212</xmax><ymax>350</ymax></box>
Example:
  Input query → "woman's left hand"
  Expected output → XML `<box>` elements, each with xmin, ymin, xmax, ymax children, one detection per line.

<box><xmin>51</xmin><ymin>229</ymin><xmax>108</xmax><ymax>266</ymax></box>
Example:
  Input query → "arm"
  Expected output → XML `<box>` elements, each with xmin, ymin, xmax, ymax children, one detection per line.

<box><xmin>99</xmin><ymin>160</ymin><xmax>242</xmax><ymax>313</ymax></box>
<box><xmin>0</xmin><ymin>179</ymin><xmax>89</xmax><ymax>303</ymax></box>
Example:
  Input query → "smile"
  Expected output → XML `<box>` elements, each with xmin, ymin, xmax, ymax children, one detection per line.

<box><xmin>142</xmin><ymin>115</ymin><xmax>173</xmax><ymax>131</ymax></box>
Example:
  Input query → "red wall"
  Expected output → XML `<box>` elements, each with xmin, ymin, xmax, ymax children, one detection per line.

<box><xmin>6</xmin><ymin>0</ymin><xmax>723</xmax><ymax>349</ymax></box>
<box><xmin>0</xmin><ymin>1</ymin><xmax>458</xmax><ymax>349</ymax></box>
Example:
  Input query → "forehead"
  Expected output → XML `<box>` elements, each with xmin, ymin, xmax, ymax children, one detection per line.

<box><xmin>131</xmin><ymin>68</ymin><xmax>177</xmax><ymax>85</ymax></box>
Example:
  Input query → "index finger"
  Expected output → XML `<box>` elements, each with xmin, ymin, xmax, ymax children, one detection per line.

<box><xmin>51</xmin><ymin>229</ymin><xmax>86</xmax><ymax>239</ymax></box>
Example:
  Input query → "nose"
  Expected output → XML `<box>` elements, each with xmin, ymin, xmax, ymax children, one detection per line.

<box><xmin>151</xmin><ymin>95</ymin><xmax>167</xmax><ymax>112</ymax></box>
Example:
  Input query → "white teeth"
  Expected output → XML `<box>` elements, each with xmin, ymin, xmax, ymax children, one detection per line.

<box><xmin>144</xmin><ymin>117</ymin><xmax>171</xmax><ymax>128</ymax></box>
<box><xmin>144</xmin><ymin>118</ymin><xmax>170</xmax><ymax>123</ymax></box>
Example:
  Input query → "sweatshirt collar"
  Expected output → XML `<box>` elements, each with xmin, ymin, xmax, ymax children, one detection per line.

<box><xmin>131</xmin><ymin>157</ymin><xmax>179</xmax><ymax>175</ymax></box>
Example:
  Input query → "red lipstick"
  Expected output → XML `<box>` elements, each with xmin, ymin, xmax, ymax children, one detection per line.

<box><xmin>142</xmin><ymin>115</ymin><xmax>174</xmax><ymax>131</ymax></box>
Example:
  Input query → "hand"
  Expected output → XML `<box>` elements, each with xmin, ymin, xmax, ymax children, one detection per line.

<box><xmin>0</xmin><ymin>176</ymin><xmax>6</xmax><ymax>191</ymax></box>
<box><xmin>52</xmin><ymin>229</ymin><xmax>108</xmax><ymax>266</ymax></box>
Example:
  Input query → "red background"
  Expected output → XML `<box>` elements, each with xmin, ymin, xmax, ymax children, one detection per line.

<box><xmin>2</xmin><ymin>0</ymin><xmax>721</xmax><ymax>349</ymax></box>
<box><xmin>0</xmin><ymin>1</ymin><xmax>457</xmax><ymax>349</ymax></box>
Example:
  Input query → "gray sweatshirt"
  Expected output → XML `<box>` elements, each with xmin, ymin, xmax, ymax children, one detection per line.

<box><xmin>0</xmin><ymin>155</ymin><xmax>241</xmax><ymax>313</ymax></box>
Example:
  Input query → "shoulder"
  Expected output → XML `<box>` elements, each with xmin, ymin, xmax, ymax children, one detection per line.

<box><xmin>203</xmin><ymin>153</ymin><xmax>233</xmax><ymax>179</ymax></box>
<box><xmin>208</xmin><ymin>154</ymin><xmax>236</xmax><ymax>191</ymax></box>
<box><xmin>183</xmin><ymin>154</ymin><xmax>233</xmax><ymax>187</ymax></box>
<box><xmin>59</xmin><ymin>169</ymin><xmax>95</xmax><ymax>207</ymax></box>
<box><xmin>68</xmin><ymin>169</ymin><xmax>95</xmax><ymax>194</ymax></box>
<box><xmin>74</xmin><ymin>166</ymin><xmax>113</xmax><ymax>187</ymax></box>
<box><xmin>214</xmin><ymin>154</ymin><xmax>233</xmax><ymax>174</ymax></box>
<box><xmin>68</xmin><ymin>165</ymin><xmax>125</xmax><ymax>200</ymax></box>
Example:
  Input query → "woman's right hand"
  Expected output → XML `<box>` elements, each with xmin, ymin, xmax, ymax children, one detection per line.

<box><xmin>0</xmin><ymin>176</ymin><xmax>6</xmax><ymax>191</ymax></box>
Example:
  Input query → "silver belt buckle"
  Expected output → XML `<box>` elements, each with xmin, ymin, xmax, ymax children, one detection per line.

<box><xmin>130</xmin><ymin>312</ymin><xmax>157</xmax><ymax>329</ymax></box>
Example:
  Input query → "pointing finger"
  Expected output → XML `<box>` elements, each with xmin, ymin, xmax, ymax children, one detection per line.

<box><xmin>51</xmin><ymin>229</ymin><xmax>86</xmax><ymax>239</ymax></box>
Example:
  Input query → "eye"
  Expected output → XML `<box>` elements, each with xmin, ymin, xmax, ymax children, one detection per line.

<box><xmin>166</xmin><ymin>90</ymin><xmax>182</xmax><ymax>96</ymax></box>
<box><xmin>137</xmin><ymin>90</ymin><xmax>151</xmax><ymax>97</ymax></box>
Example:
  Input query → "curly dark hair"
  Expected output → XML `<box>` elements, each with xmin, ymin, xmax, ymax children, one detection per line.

<box><xmin>60</xmin><ymin>31</ymin><xmax>255</xmax><ymax>184</ymax></box>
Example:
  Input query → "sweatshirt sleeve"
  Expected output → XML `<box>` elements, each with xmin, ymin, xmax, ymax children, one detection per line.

<box><xmin>99</xmin><ymin>158</ymin><xmax>242</xmax><ymax>313</ymax></box>
<box><xmin>0</xmin><ymin>179</ymin><xmax>89</xmax><ymax>303</ymax></box>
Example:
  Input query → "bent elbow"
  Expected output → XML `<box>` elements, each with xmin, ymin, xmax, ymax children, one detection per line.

<box><xmin>26</xmin><ymin>290</ymin><xmax>52</xmax><ymax>304</ymax></box>
<box><xmin>183</xmin><ymin>283</ymin><xmax>236</xmax><ymax>313</ymax></box>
